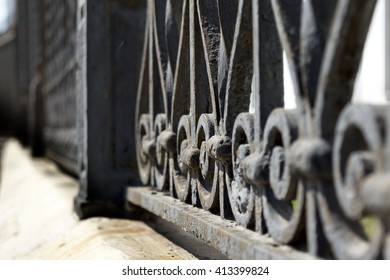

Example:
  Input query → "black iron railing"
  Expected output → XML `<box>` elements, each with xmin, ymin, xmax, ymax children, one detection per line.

<box><xmin>7</xmin><ymin>0</ymin><xmax>390</xmax><ymax>259</ymax></box>
<box><xmin>133</xmin><ymin>0</ymin><xmax>389</xmax><ymax>259</ymax></box>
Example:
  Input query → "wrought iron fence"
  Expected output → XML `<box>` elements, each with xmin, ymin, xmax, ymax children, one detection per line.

<box><xmin>132</xmin><ymin>0</ymin><xmax>390</xmax><ymax>259</ymax></box>
<box><xmin>8</xmin><ymin>0</ymin><xmax>390</xmax><ymax>259</ymax></box>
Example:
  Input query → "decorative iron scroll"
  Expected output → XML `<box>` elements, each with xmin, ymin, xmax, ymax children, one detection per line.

<box><xmin>135</xmin><ymin>0</ymin><xmax>389</xmax><ymax>259</ymax></box>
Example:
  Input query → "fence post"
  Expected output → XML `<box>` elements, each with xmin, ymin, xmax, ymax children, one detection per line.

<box><xmin>74</xmin><ymin>0</ymin><xmax>147</xmax><ymax>218</ymax></box>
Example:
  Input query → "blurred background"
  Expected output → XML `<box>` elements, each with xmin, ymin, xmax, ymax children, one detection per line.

<box><xmin>0</xmin><ymin>0</ymin><xmax>17</xmax><ymax>136</ymax></box>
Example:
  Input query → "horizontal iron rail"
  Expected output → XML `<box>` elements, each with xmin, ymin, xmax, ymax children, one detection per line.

<box><xmin>127</xmin><ymin>186</ymin><xmax>315</xmax><ymax>260</ymax></box>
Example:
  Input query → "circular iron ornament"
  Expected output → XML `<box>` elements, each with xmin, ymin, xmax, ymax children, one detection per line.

<box><xmin>262</xmin><ymin>109</ymin><xmax>305</xmax><ymax>244</ymax></box>
<box><xmin>316</xmin><ymin>184</ymin><xmax>384</xmax><ymax>259</ymax></box>
<box><xmin>227</xmin><ymin>112</ymin><xmax>255</xmax><ymax>227</ymax></box>
<box><xmin>333</xmin><ymin>105</ymin><xmax>386</xmax><ymax>219</ymax></box>
<box><xmin>196</xmin><ymin>113</ymin><xmax>218</xmax><ymax>210</ymax></box>
<box><xmin>327</xmin><ymin>104</ymin><xmax>385</xmax><ymax>259</ymax></box>
<box><xmin>154</xmin><ymin>114</ymin><xmax>169</xmax><ymax>191</ymax></box>
<box><xmin>171</xmin><ymin>114</ymin><xmax>192</xmax><ymax>202</ymax></box>
<box><xmin>136</xmin><ymin>114</ymin><xmax>153</xmax><ymax>185</ymax></box>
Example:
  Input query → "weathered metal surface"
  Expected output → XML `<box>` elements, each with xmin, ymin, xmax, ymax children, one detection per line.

<box><xmin>74</xmin><ymin>0</ymin><xmax>147</xmax><ymax>218</ymax></box>
<box><xmin>127</xmin><ymin>187</ymin><xmax>314</xmax><ymax>260</ymax></box>
<box><xmin>134</xmin><ymin>0</ymin><xmax>390</xmax><ymax>259</ymax></box>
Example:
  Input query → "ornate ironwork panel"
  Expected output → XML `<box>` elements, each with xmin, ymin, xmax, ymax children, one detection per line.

<box><xmin>134</xmin><ymin>0</ymin><xmax>389</xmax><ymax>259</ymax></box>
<box><xmin>9</xmin><ymin>0</ymin><xmax>390</xmax><ymax>260</ymax></box>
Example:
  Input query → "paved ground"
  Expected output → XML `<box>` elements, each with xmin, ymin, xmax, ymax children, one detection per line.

<box><xmin>0</xmin><ymin>140</ymin><xmax>197</xmax><ymax>259</ymax></box>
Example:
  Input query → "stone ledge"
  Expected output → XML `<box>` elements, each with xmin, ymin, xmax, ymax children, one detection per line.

<box><xmin>0</xmin><ymin>140</ymin><xmax>195</xmax><ymax>260</ymax></box>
